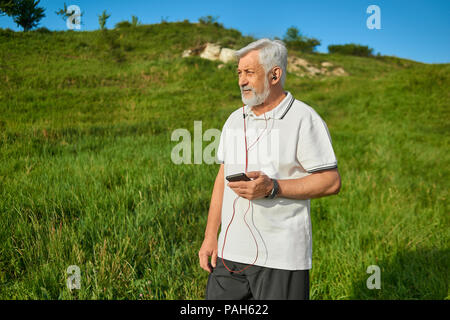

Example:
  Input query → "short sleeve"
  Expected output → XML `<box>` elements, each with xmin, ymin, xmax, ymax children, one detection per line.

<box><xmin>296</xmin><ymin>115</ymin><xmax>338</xmax><ymax>173</ymax></box>
<box><xmin>216</xmin><ymin>115</ymin><xmax>233</xmax><ymax>164</ymax></box>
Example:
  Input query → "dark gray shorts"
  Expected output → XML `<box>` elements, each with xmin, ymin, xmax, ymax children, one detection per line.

<box><xmin>205</xmin><ymin>257</ymin><xmax>309</xmax><ymax>300</ymax></box>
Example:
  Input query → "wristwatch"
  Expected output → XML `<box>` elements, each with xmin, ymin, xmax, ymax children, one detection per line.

<box><xmin>265</xmin><ymin>179</ymin><xmax>280</xmax><ymax>199</ymax></box>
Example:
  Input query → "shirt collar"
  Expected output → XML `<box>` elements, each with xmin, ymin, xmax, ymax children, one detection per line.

<box><xmin>243</xmin><ymin>91</ymin><xmax>294</xmax><ymax>120</ymax></box>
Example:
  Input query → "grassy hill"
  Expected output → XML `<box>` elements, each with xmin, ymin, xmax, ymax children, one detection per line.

<box><xmin>0</xmin><ymin>21</ymin><xmax>448</xmax><ymax>299</ymax></box>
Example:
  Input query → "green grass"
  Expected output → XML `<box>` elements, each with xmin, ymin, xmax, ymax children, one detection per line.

<box><xmin>0</xmin><ymin>22</ymin><xmax>448</xmax><ymax>299</ymax></box>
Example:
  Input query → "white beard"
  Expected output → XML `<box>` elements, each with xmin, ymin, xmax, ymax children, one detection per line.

<box><xmin>240</xmin><ymin>76</ymin><xmax>270</xmax><ymax>107</ymax></box>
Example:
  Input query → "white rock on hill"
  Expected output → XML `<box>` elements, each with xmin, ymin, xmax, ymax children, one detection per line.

<box><xmin>288</xmin><ymin>55</ymin><xmax>347</xmax><ymax>77</ymax></box>
<box><xmin>199</xmin><ymin>43</ymin><xmax>222</xmax><ymax>61</ymax></box>
<box><xmin>182</xmin><ymin>42</ymin><xmax>236</xmax><ymax>64</ymax></box>
<box><xmin>321</xmin><ymin>61</ymin><xmax>333</xmax><ymax>68</ymax></box>
<box><xmin>219</xmin><ymin>48</ymin><xmax>237</xmax><ymax>63</ymax></box>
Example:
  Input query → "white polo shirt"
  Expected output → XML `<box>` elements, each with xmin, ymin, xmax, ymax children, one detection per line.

<box><xmin>216</xmin><ymin>91</ymin><xmax>338</xmax><ymax>270</ymax></box>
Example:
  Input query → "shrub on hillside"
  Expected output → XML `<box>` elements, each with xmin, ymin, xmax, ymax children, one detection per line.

<box><xmin>328</xmin><ymin>43</ymin><xmax>374</xmax><ymax>57</ymax></box>
<box><xmin>33</xmin><ymin>26</ymin><xmax>51</xmax><ymax>33</ymax></box>
<box><xmin>115</xmin><ymin>20</ymin><xmax>132</xmax><ymax>29</ymax></box>
<box><xmin>282</xmin><ymin>26</ymin><xmax>321</xmax><ymax>53</ymax></box>
<box><xmin>0</xmin><ymin>27</ymin><xmax>15</xmax><ymax>38</ymax></box>
<box><xmin>198</xmin><ymin>15</ymin><xmax>223</xmax><ymax>28</ymax></box>
<box><xmin>115</xmin><ymin>15</ymin><xmax>140</xmax><ymax>29</ymax></box>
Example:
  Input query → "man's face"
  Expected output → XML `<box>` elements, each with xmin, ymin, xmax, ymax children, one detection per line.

<box><xmin>237</xmin><ymin>50</ymin><xmax>270</xmax><ymax>107</ymax></box>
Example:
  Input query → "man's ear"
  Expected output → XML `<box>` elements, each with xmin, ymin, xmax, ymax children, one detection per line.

<box><xmin>270</xmin><ymin>67</ymin><xmax>282</xmax><ymax>84</ymax></box>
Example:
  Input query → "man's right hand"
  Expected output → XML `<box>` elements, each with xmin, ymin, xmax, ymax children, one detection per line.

<box><xmin>198</xmin><ymin>237</ymin><xmax>218</xmax><ymax>273</ymax></box>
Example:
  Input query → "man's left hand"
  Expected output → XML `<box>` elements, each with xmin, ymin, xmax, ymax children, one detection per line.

<box><xmin>227</xmin><ymin>171</ymin><xmax>274</xmax><ymax>200</ymax></box>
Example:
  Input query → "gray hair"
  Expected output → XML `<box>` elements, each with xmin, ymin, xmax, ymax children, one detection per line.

<box><xmin>235</xmin><ymin>38</ymin><xmax>288</xmax><ymax>87</ymax></box>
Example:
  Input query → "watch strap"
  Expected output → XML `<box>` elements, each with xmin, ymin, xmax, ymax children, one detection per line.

<box><xmin>265</xmin><ymin>179</ymin><xmax>279</xmax><ymax>199</ymax></box>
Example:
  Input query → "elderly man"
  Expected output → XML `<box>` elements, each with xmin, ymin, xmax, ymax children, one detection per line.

<box><xmin>198</xmin><ymin>39</ymin><xmax>341</xmax><ymax>300</ymax></box>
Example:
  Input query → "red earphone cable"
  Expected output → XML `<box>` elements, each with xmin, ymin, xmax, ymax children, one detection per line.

<box><xmin>221</xmin><ymin>196</ymin><xmax>258</xmax><ymax>273</ymax></box>
<box><xmin>220</xmin><ymin>104</ymin><xmax>268</xmax><ymax>273</ymax></box>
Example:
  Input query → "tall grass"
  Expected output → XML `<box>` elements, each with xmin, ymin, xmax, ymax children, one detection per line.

<box><xmin>0</xmin><ymin>22</ymin><xmax>448</xmax><ymax>299</ymax></box>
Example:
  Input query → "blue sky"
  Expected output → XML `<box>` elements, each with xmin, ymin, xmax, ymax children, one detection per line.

<box><xmin>1</xmin><ymin>0</ymin><xmax>449</xmax><ymax>63</ymax></box>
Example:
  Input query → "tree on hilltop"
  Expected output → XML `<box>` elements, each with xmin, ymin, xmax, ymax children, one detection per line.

<box><xmin>1</xmin><ymin>0</ymin><xmax>45</xmax><ymax>31</ymax></box>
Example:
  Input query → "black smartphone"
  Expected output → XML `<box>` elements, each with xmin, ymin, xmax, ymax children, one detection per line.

<box><xmin>226</xmin><ymin>173</ymin><xmax>251</xmax><ymax>182</ymax></box>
